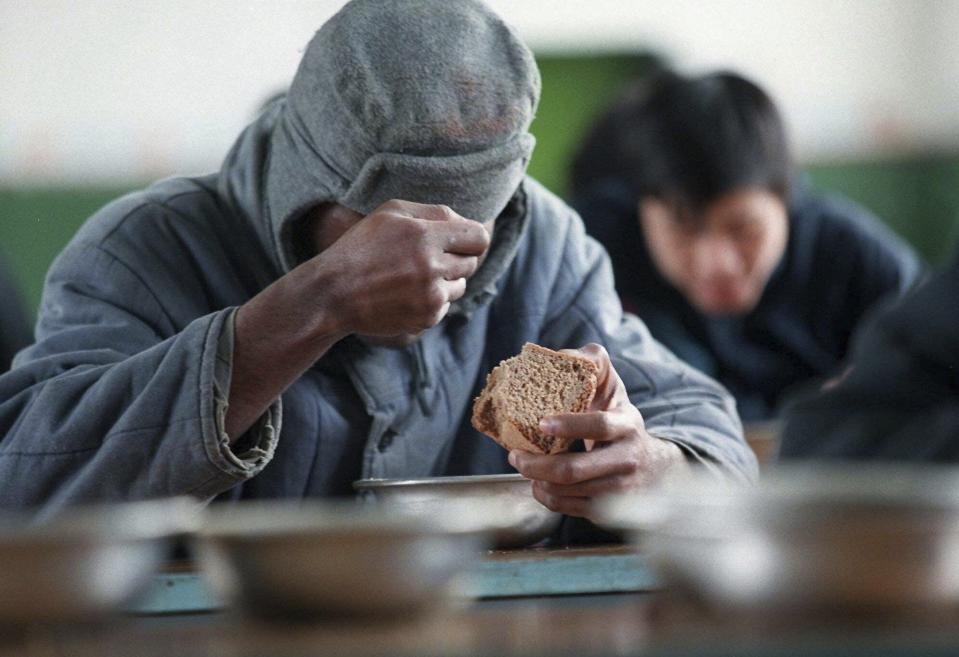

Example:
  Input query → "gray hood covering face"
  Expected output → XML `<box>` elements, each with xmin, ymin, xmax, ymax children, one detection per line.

<box><xmin>266</xmin><ymin>0</ymin><xmax>541</xmax><ymax>273</ymax></box>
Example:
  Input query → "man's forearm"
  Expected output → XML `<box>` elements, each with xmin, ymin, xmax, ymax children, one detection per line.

<box><xmin>225</xmin><ymin>265</ymin><xmax>348</xmax><ymax>438</ymax></box>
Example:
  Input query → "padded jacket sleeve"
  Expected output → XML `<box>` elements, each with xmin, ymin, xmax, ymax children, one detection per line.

<box><xmin>780</xmin><ymin>255</ymin><xmax>959</xmax><ymax>461</ymax></box>
<box><xmin>0</xmin><ymin>237</ymin><xmax>279</xmax><ymax>511</ymax></box>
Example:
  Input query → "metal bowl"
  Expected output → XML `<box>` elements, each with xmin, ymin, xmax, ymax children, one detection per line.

<box><xmin>0</xmin><ymin>498</ymin><xmax>197</xmax><ymax>624</ymax></box>
<box><xmin>353</xmin><ymin>474</ymin><xmax>560</xmax><ymax>549</ymax></box>
<box><xmin>195</xmin><ymin>500</ymin><xmax>491</xmax><ymax>619</ymax></box>
<box><xmin>600</xmin><ymin>465</ymin><xmax>959</xmax><ymax>615</ymax></box>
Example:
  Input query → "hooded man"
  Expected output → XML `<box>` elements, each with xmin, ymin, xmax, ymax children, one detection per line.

<box><xmin>0</xmin><ymin>0</ymin><xmax>755</xmax><ymax>518</ymax></box>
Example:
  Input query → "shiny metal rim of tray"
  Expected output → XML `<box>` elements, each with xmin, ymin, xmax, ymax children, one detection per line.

<box><xmin>353</xmin><ymin>473</ymin><xmax>528</xmax><ymax>488</ymax></box>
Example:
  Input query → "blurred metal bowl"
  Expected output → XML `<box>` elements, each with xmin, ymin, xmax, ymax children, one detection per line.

<box><xmin>600</xmin><ymin>465</ymin><xmax>959</xmax><ymax>615</ymax></box>
<box><xmin>195</xmin><ymin>500</ymin><xmax>490</xmax><ymax>619</ymax></box>
<box><xmin>0</xmin><ymin>498</ymin><xmax>197</xmax><ymax>624</ymax></box>
<box><xmin>353</xmin><ymin>474</ymin><xmax>560</xmax><ymax>549</ymax></box>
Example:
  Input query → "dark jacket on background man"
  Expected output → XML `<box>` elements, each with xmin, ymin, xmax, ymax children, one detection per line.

<box><xmin>0</xmin><ymin>104</ymin><xmax>755</xmax><ymax>511</ymax></box>
<box><xmin>573</xmin><ymin>178</ymin><xmax>922</xmax><ymax>421</ymax></box>
<box><xmin>0</xmin><ymin>254</ymin><xmax>32</xmax><ymax>373</ymax></box>
<box><xmin>780</xmin><ymin>253</ymin><xmax>959</xmax><ymax>460</ymax></box>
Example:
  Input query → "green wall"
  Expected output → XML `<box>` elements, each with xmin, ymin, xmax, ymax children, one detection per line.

<box><xmin>3</xmin><ymin>53</ymin><xmax>958</xmax><ymax>319</ymax></box>
<box><xmin>1</xmin><ymin>187</ymin><xmax>130</xmax><ymax>318</ymax></box>
<box><xmin>526</xmin><ymin>54</ymin><xmax>658</xmax><ymax>198</ymax></box>
<box><xmin>807</xmin><ymin>157</ymin><xmax>959</xmax><ymax>264</ymax></box>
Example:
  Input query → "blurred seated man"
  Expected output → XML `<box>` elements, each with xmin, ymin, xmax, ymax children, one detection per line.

<box><xmin>0</xmin><ymin>253</ymin><xmax>32</xmax><ymax>373</ymax></box>
<box><xmin>0</xmin><ymin>0</ymin><xmax>755</xmax><ymax>514</ymax></box>
<box><xmin>780</xmin><ymin>252</ymin><xmax>957</xmax><ymax>460</ymax></box>
<box><xmin>571</xmin><ymin>70</ymin><xmax>921</xmax><ymax>421</ymax></box>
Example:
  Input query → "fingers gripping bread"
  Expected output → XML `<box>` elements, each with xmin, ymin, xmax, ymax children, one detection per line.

<box><xmin>471</xmin><ymin>343</ymin><xmax>598</xmax><ymax>455</ymax></box>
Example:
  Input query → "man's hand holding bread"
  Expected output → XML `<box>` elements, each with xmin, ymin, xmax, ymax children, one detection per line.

<box><xmin>473</xmin><ymin>343</ymin><xmax>690</xmax><ymax>520</ymax></box>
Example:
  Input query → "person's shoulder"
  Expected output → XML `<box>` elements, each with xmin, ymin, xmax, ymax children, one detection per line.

<box><xmin>69</xmin><ymin>175</ymin><xmax>222</xmax><ymax>251</ymax></box>
<box><xmin>46</xmin><ymin>175</ymin><xmax>229</xmax><ymax>291</ymax></box>
<box><xmin>523</xmin><ymin>176</ymin><xmax>579</xmax><ymax>225</ymax></box>
<box><xmin>514</xmin><ymin>176</ymin><xmax>619</xmax><ymax>301</ymax></box>
<box><xmin>791</xmin><ymin>188</ymin><xmax>919</xmax><ymax>268</ymax></box>
<box><xmin>788</xmin><ymin>186</ymin><xmax>922</xmax><ymax>307</ymax></box>
<box><xmin>792</xmin><ymin>188</ymin><xmax>905</xmax><ymax>250</ymax></box>
<box><xmin>521</xmin><ymin>177</ymin><xmax>599</xmax><ymax>255</ymax></box>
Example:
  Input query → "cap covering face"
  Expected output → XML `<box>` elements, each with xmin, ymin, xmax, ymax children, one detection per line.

<box><xmin>266</xmin><ymin>0</ymin><xmax>541</xmax><ymax>270</ymax></box>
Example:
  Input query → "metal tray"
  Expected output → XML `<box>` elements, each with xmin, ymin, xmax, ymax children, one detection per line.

<box><xmin>354</xmin><ymin>473</ymin><xmax>560</xmax><ymax>548</ymax></box>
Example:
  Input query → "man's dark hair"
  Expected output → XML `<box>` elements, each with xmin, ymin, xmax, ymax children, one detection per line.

<box><xmin>571</xmin><ymin>70</ymin><xmax>792</xmax><ymax>215</ymax></box>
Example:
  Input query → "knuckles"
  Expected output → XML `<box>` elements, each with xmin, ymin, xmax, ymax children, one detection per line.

<box><xmin>406</xmin><ymin>219</ymin><xmax>430</xmax><ymax>244</ymax></box>
<box><xmin>593</xmin><ymin>412</ymin><xmax>616</xmax><ymax>436</ymax></box>
<box><xmin>409</xmin><ymin>286</ymin><xmax>448</xmax><ymax>330</ymax></box>
<box><xmin>532</xmin><ymin>485</ymin><xmax>559</xmax><ymax>512</ymax></box>
<box><xmin>431</xmin><ymin>204</ymin><xmax>456</xmax><ymax>221</ymax></box>
<box><xmin>605</xmin><ymin>475</ymin><xmax>633</xmax><ymax>495</ymax></box>
<box><xmin>421</xmin><ymin>285</ymin><xmax>447</xmax><ymax>313</ymax></box>
<box><xmin>620</xmin><ymin>455</ymin><xmax>642</xmax><ymax>476</ymax></box>
<box><xmin>555</xmin><ymin>460</ymin><xmax>583</xmax><ymax>485</ymax></box>
<box><xmin>408</xmin><ymin>251</ymin><xmax>435</xmax><ymax>278</ymax></box>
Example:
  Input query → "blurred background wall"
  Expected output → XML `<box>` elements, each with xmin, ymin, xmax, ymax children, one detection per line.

<box><xmin>3</xmin><ymin>0</ymin><xmax>959</xmax><ymax>318</ymax></box>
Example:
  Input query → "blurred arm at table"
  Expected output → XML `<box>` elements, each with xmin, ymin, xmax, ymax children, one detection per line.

<box><xmin>779</xmin><ymin>253</ymin><xmax>959</xmax><ymax>461</ymax></box>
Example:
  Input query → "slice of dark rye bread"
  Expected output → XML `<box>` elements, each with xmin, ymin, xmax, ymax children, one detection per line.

<box><xmin>471</xmin><ymin>343</ymin><xmax>599</xmax><ymax>455</ymax></box>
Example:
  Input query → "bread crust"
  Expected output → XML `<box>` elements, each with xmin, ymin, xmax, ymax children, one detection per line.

<box><xmin>471</xmin><ymin>343</ymin><xmax>598</xmax><ymax>455</ymax></box>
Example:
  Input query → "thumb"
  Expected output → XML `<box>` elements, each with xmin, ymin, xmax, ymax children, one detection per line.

<box><xmin>560</xmin><ymin>343</ymin><xmax>625</xmax><ymax>411</ymax></box>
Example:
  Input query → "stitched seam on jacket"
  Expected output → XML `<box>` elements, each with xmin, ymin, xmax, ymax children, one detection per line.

<box><xmin>98</xmin><ymin>191</ymin><xmax>210</xmax><ymax>244</ymax></box>
<box><xmin>70</xmin><ymin>240</ymin><xmax>174</xmax><ymax>333</ymax></box>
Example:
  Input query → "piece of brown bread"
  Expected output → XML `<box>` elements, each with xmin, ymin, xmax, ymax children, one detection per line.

<box><xmin>471</xmin><ymin>343</ymin><xmax>599</xmax><ymax>455</ymax></box>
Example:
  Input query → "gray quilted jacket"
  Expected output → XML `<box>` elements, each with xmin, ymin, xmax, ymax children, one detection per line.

<box><xmin>0</xmin><ymin>105</ymin><xmax>756</xmax><ymax>511</ymax></box>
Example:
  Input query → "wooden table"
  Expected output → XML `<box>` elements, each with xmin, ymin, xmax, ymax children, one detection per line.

<box><xmin>4</xmin><ymin>546</ymin><xmax>959</xmax><ymax>657</ymax></box>
<box><xmin>7</xmin><ymin>594</ymin><xmax>959</xmax><ymax>657</ymax></box>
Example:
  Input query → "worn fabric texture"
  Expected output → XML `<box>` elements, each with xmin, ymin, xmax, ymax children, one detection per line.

<box><xmin>267</xmin><ymin>0</ymin><xmax>539</xmax><ymax>273</ymax></box>
<box><xmin>0</xmin><ymin>0</ymin><xmax>755</xmax><ymax>512</ymax></box>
